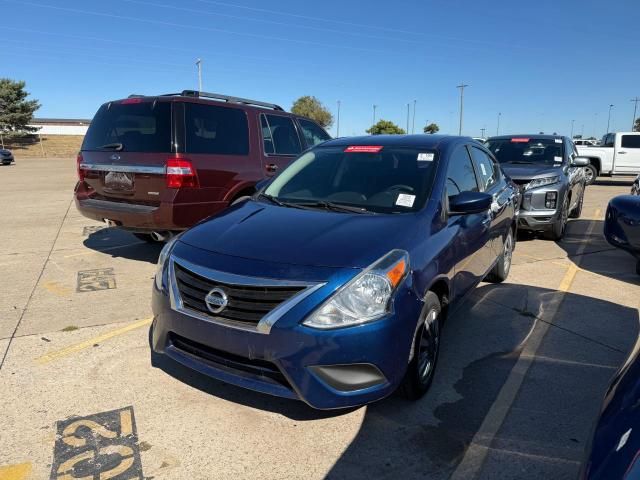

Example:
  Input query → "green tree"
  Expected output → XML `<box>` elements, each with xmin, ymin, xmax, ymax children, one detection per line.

<box><xmin>366</xmin><ymin>119</ymin><xmax>406</xmax><ymax>135</ymax></box>
<box><xmin>634</xmin><ymin>118</ymin><xmax>640</xmax><ymax>132</ymax></box>
<box><xmin>291</xmin><ymin>96</ymin><xmax>333</xmax><ymax>128</ymax></box>
<box><xmin>423</xmin><ymin>123</ymin><xmax>440</xmax><ymax>134</ymax></box>
<box><xmin>0</xmin><ymin>79</ymin><xmax>40</xmax><ymax>137</ymax></box>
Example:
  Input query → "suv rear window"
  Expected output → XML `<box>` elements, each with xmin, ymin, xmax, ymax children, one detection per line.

<box><xmin>184</xmin><ymin>103</ymin><xmax>249</xmax><ymax>155</ymax></box>
<box><xmin>83</xmin><ymin>101</ymin><xmax>171</xmax><ymax>153</ymax></box>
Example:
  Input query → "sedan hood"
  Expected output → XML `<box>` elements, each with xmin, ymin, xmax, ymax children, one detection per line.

<box><xmin>500</xmin><ymin>164</ymin><xmax>562</xmax><ymax>182</ymax></box>
<box><xmin>179</xmin><ymin>201</ymin><xmax>420</xmax><ymax>269</ymax></box>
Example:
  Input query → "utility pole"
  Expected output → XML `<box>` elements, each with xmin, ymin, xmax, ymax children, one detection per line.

<box><xmin>336</xmin><ymin>100</ymin><xmax>341</xmax><ymax>137</ymax></box>
<box><xmin>406</xmin><ymin>103</ymin><xmax>410</xmax><ymax>133</ymax></box>
<box><xmin>480</xmin><ymin>127</ymin><xmax>486</xmax><ymax>138</ymax></box>
<box><xmin>195</xmin><ymin>58</ymin><xmax>203</xmax><ymax>92</ymax></box>
<box><xmin>412</xmin><ymin>99</ymin><xmax>417</xmax><ymax>134</ymax></box>
<box><xmin>570</xmin><ymin>119</ymin><xmax>575</xmax><ymax>138</ymax></box>
<box><xmin>606</xmin><ymin>104</ymin><xmax>614</xmax><ymax>134</ymax></box>
<box><xmin>456</xmin><ymin>83</ymin><xmax>468</xmax><ymax>135</ymax></box>
<box><xmin>631</xmin><ymin>97</ymin><xmax>640</xmax><ymax>131</ymax></box>
<box><xmin>496</xmin><ymin>112</ymin><xmax>501</xmax><ymax>136</ymax></box>
<box><xmin>581</xmin><ymin>124</ymin><xmax>584</xmax><ymax>137</ymax></box>
<box><xmin>372</xmin><ymin>104</ymin><xmax>377</xmax><ymax>132</ymax></box>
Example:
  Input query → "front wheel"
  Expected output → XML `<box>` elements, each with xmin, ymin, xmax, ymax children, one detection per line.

<box><xmin>569</xmin><ymin>189</ymin><xmax>584</xmax><ymax>219</ymax></box>
<box><xmin>584</xmin><ymin>164</ymin><xmax>597</xmax><ymax>186</ymax></box>
<box><xmin>545</xmin><ymin>198</ymin><xmax>568</xmax><ymax>241</ymax></box>
<box><xmin>486</xmin><ymin>229</ymin><xmax>514</xmax><ymax>283</ymax></box>
<box><xmin>400</xmin><ymin>292</ymin><xmax>441</xmax><ymax>401</ymax></box>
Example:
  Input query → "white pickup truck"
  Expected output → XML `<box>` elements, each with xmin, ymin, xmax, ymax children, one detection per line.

<box><xmin>576</xmin><ymin>132</ymin><xmax>640</xmax><ymax>184</ymax></box>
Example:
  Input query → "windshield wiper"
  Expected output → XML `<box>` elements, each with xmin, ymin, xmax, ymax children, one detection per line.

<box><xmin>97</xmin><ymin>143</ymin><xmax>124</xmax><ymax>151</ymax></box>
<box><xmin>256</xmin><ymin>193</ymin><xmax>305</xmax><ymax>209</ymax></box>
<box><xmin>295</xmin><ymin>201</ymin><xmax>371</xmax><ymax>214</ymax></box>
<box><xmin>506</xmin><ymin>160</ymin><xmax>536</xmax><ymax>164</ymax></box>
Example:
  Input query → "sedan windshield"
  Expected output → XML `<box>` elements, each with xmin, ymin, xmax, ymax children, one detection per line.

<box><xmin>487</xmin><ymin>138</ymin><xmax>564</xmax><ymax>165</ymax></box>
<box><xmin>263</xmin><ymin>146</ymin><xmax>438</xmax><ymax>213</ymax></box>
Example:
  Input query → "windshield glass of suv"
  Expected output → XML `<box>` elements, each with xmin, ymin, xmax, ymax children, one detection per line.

<box><xmin>263</xmin><ymin>146</ymin><xmax>438</xmax><ymax>213</ymax></box>
<box><xmin>486</xmin><ymin>138</ymin><xmax>564</xmax><ymax>165</ymax></box>
<box><xmin>83</xmin><ymin>101</ymin><xmax>172</xmax><ymax>152</ymax></box>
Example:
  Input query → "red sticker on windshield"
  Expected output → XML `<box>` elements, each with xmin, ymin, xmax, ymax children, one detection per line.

<box><xmin>344</xmin><ymin>146</ymin><xmax>383</xmax><ymax>153</ymax></box>
<box><xmin>511</xmin><ymin>138</ymin><xmax>530</xmax><ymax>143</ymax></box>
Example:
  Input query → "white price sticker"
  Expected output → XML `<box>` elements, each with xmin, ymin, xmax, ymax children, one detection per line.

<box><xmin>396</xmin><ymin>194</ymin><xmax>416</xmax><ymax>208</ymax></box>
<box><xmin>554</xmin><ymin>156</ymin><xmax>563</xmax><ymax>163</ymax></box>
<box><xmin>417</xmin><ymin>153</ymin><xmax>434</xmax><ymax>162</ymax></box>
<box><xmin>555</xmin><ymin>138</ymin><xmax>563</xmax><ymax>143</ymax></box>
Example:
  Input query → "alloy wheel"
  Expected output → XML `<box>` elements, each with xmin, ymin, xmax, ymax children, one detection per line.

<box><xmin>418</xmin><ymin>309</ymin><xmax>440</xmax><ymax>383</ymax></box>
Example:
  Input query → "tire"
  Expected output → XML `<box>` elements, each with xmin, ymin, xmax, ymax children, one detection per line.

<box><xmin>485</xmin><ymin>229</ymin><xmax>514</xmax><ymax>283</ymax></box>
<box><xmin>636</xmin><ymin>260</ymin><xmax>640</xmax><ymax>276</ymax></box>
<box><xmin>2</xmin><ymin>161</ymin><xmax>11</xmax><ymax>166</ymax></box>
<box><xmin>400</xmin><ymin>291</ymin><xmax>441</xmax><ymax>401</ymax></box>
<box><xmin>584</xmin><ymin>163</ymin><xmax>597</xmax><ymax>186</ymax></box>
<box><xmin>545</xmin><ymin>198</ymin><xmax>569</xmax><ymax>241</ymax></box>
<box><xmin>569</xmin><ymin>189</ymin><xmax>584</xmax><ymax>219</ymax></box>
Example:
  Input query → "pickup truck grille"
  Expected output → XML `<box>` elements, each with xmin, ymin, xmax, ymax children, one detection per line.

<box><xmin>173</xmin><ymin>262</ymin><xmax>306</xmax><ymax>327</ymax></box>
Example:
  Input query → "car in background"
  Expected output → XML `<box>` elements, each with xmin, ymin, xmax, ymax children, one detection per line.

<box><xmin>486</xmin><ymin>135</ymin><xmax>588</xmax><ymax>241</ymax></box>
<box><xmin>604</xmin><ymin>195</ymin><xmax>640</xmax><ymax>275</ymax></box>
<box><xmin>0</xmin><ymin>149</ymin><xmax>14</xmax><ymax>165</ymax></box>
<box><xmin>580</xmin><ymin>336</ymin><xmax>640</xmax><ymax>479</ymax></box>
<box><xmin>573</xmin><ymin>139</ymin><xmax>599</xmax><ymax>147</ymax></box>
<box><xmin>74</xmin><ymin>90</ymin><xmax>331</xmax><ymax>242</ymax></box>
<box><xmin>577</xmin><ymin>132</ymin><xmax>640</xmax><ymax>185</ymax></box>
<box><xmin>150</xmin><ymin>135</ymin><xmax>519</xmax><ymax>409</ymax></box>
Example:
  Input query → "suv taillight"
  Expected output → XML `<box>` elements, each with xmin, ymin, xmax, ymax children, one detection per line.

<box><xmin>166</xmin><ymin>158</ymin><xmax>198</xmax><ymax>188</ymax></box>
<box><xmin>77</xmin><ymin>153</ymin><xmax>85</xmax><ymax>182</ymax></box>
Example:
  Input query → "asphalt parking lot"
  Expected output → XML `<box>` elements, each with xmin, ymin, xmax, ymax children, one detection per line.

<box><xmin>1</xmin><ymin>158</ymin><xmax>639</xmax><ymax>480</ymax></box>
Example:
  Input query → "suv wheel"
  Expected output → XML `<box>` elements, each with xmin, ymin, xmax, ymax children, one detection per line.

<box><xmin>401</xmin><ymin>292</ymin><xmax>441</xmax><ymax>400</ymax></box>
<box><xmin>486</xmin><ymin>229</ymin><xmax>514</xmax><ymax>283</ymax></box>
<box><xmin>584</xmin><ymin>164</ymin><xmax>597</xmax><ymax>185</ymax></box>
<box><xmin>569</xmin><ymin>189</ymin><xmax>584</xmax><ymax>219</ymax></box>
<box><xmin>545</xmin><ymin>198</ymin><xmax>569</xmax><ymax>241</ymax></box>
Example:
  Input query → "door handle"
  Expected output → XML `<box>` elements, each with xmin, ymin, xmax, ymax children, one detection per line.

<box><xmin>618</xmin><ymin>151</ymin><xmax>627</xmax><ymax>154</ymax></box>
<box><xmin>266</xmin><ymin>163</ymin><xmax>279</xmax><ymax>173</ymax></box>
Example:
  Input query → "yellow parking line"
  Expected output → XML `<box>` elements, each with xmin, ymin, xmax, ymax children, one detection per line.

<box><xmin>0</xmin><ymin>463</ymin><xmax>32</xmax><ymax>480</ymax></box>
<box><xmin>36</xmin><ymin>317</ymin><xmax>153</xmax><ymax>365</ymax></box>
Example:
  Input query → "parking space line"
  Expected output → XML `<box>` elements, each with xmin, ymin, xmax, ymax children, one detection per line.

<box><xmin>450</xmin><ymin>209</ymin><xmax>601</xmax><ymax>480</ymax></box>
<box><xmin>0</xmin><ymin>463</ymin><xmax>32</xmax><ymax>480</ymax></box>
<box><xmin>36</xmin><ymin>317</ymin><xmax>153</xmax><ymax>365</ymax></box>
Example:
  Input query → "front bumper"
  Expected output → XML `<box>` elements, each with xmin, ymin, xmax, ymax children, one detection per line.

<box><xmin>516</xmin><ymin>186</ymin><xmax>564</xmax><ymax>231</ymax></box>
<box><xmin>150</xmin><ymin>244</ymin><xmax>422</xmax><ymax>410</ymax></box>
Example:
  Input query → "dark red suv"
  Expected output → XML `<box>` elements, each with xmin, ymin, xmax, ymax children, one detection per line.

<box><xmin>74</xmin><ymin>90</ymin><xmax>331</xmax><ymax>241</ymax></box>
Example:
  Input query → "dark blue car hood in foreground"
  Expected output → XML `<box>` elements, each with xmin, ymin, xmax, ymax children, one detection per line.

<box><xmin>179</xmin><ymin>201</ymin><xmax>421</xmax><ymax>269</ymax></box>
<box><xmin>500</xmin><ymin>164</ymin><xmax>563</xmax><ymax>181</ymax></box>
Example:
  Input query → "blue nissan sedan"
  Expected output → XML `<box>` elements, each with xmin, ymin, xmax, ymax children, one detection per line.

<box><xmin>151</xmin><ymin>135</ymin><xmax>519</xmax><ymax>409</ymax></box>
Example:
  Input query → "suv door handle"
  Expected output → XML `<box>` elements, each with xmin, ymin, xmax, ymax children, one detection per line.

<box><xmin>266</xmin><ymin>163</ymin><xmax>279</xmax><ymax>173</ymax></box>
<box><xmin>618</xmin><ymin>151</ymin><xmax>627</xmax><ymax>154</ymax></box>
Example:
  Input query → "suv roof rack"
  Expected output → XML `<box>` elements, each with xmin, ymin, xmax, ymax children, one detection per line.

<box><xmin>159</xmin><ymin>90</ymin><xmax>284</xmax><ymax>111</ymax></box>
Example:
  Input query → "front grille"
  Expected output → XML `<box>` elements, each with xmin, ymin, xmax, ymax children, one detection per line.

<box><xmin>169</xmin><ymin>333</ymin><xmax>292</xmax><ymax>388</ymax></box>
<box><xmin>174</xmin><ymin>262</ymin><xmax>306</xmax><ymax>326</ymax></box>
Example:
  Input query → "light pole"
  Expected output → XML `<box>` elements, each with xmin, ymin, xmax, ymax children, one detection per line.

<box><xmin>496</xmin><ymin>112</ymin><xmax>501</xmax><ymax>136</ymax></box>
<box><xmin>372</xmin><ymin>104</ymin><xmax>377</xmax><ymax>132</ymax></box>
<box><xmin>631</xmin><ymin>97</ymin><xmax>640</xmax><ymax>131</ymax></box>
<box><xmin>480</xmin><ymin>127</ymin><xmax>486</xmax><ymax>138</ymax></box>
<box><xmin>336</xmin><ymin>100</ymin><xmax>341</xmax><ymax>137</ymax></box>
<box><xmin>412</xmin><ymin>100</ymin><xmax>417</xmax><ymax>134</ymax></box>
<box><xmin>406</xmin><ymin>103</ymin><xmax>410</xmax><ymax>133</ymax></box>
<box><xmin>195</xmin><ymin>58</ymin><xmax>202</xmax><ymax>92</ymax></box>
<box><xmin>456</xmin><ymin>83</ymin><xmax>468</xmax><ymax>135</ymax></box>
<box><xmin>570</xmin><ymin>119</ymin><xmax>575</xmax><ymax>138</ymax></box>
<box><xmin>606</xmin><ymin>104</ymin><xmax>614</xmax><ymax>134</ymax></box>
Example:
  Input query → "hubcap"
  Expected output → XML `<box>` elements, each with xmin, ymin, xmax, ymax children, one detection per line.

<box><xmin>418</xmin><ymin>310</ymin><xmax>439</xmax><ymax>382</ymax></box>
<box><xmin>503</xmin><ymin>233</ymin><xmax>513</xmax><ymax>274</ymax></box>
<box><xmin>585</xmin><ymin>167</ymin><xmax>594</xmax><ymax>183</ymax></box>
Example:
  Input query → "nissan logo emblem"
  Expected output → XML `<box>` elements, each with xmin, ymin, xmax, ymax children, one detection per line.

<box><xmin>205</xmin><ymin>287</ymin><xmax>228</xmax><ymax>314</ymax></box>
<box><xmin>110</xmin><ymin>154</ymin><xmax>121</xmax><ymax>161</ymax></box>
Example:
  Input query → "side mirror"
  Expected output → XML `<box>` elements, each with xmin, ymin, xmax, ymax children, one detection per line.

<box><xmin>255</xmin><ymin>178</ymin><xmax>273</xmax><ymax>192</ymax></box>
<box><xmin>572</xmin><ymin>156</ymin><xmax>590</xmax><ymax>167</ymax></box>
<box><xmin>448</xmin><ymin>191</ymin><xmax>492</xmax><ymax>216</ymax></box>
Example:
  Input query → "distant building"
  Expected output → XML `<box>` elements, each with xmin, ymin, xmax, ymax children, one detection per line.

<box><xmin>29</xmin><ymin>118</ymin><xmax>91</xmax><ymax>135</ymax></box>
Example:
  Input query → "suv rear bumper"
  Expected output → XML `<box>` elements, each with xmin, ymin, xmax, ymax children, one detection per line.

<box><xmin>75</xmin><ymin>189</ymin><xmax>226</xmax><ymax>232</ymax></box>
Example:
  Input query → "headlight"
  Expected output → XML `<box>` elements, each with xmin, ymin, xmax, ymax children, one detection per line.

<box><xmin>302</xmin><ymin>250</ymin><xmax>409</xmax><ymax>329</ymax></box>
<box><xmin>155</xmin><ymin>235</ymin><xmax>180</xmax><ymax>290</ymax></box>
<box><xmin>525</xmin><ymin>176</ymin><xmax>561</xmax><ymax>190</ymax></box>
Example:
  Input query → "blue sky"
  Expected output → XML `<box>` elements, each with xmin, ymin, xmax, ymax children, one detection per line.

<box><xmin>2</xmin><ymin>0</ymin><xmax>639</xmax><ymax>138</ymax></box>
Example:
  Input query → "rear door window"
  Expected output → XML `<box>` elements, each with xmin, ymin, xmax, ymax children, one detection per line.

<box><xmin>298</xmin><ymin>118</ymin><xmax>331</xmax><ymax>148</ymax></box>
<box><xmin>469</xmin><ymin>146</ymin><xmax>498</xmax><ymax>191</ymax></box>
<box><xmin>621</xmin><ymin>135</ymin><xmax>640</xmax><ymax>149</ymax></box>
<box><xmin>83</xmin><ymin>101</ymin><xmax>171</xmax><ymax>152</ymax></box>
<box><xmin>184</xmin><ymin>103</ymin><xmax>249</xmax><ymax>155</ymax></box>
<box><xmin>447</xmin><ymin>146</ymin><xmax>479</xmax><ymax>197</ymax></box>
<box><xmin>261</xmin><ymin>114</ymin><xmax>302</xmax><ymax>155</ymax></box>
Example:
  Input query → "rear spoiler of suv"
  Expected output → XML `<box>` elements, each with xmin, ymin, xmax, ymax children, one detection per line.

<box><xmin>153</xmin><ymin>90</ymin><xmax>284</xmax><ymax>111</ymax></box>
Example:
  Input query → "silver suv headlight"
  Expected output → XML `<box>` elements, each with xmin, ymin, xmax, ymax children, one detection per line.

<box><xmin>302</xmin><ymin>250</ymin><xmax>409</xmax><ymax>329</ymax></box>
<box><xmin>155</xmin><ymin>235</ymin><xmax>180</xmax><ymax>290</ymax></box>
<box><xmin>525</xmin><ymin>175</ymin><xmax>561</xmax><ymax>190</ymax></box>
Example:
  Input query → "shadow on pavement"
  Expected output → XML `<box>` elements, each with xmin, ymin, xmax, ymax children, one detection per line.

<box><xmin>593</xmin><ymin>178</ymin><xmax>634</xmax><ymax>188</ymax></box>
<box><xmin>83</xmin><ymin>227</ymin><xmax>162</xmax><ymax>264</ymax></box>
<box><xmin>324</xmin><ymin>283</ymin><xmax>638</xmax><ymax>480</ymax></box>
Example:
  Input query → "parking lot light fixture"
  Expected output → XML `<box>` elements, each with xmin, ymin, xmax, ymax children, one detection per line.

<box><xmin>607</xmin><ymin>104</ymin><xmax>614</xmax><ymax>134</ymax></box>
